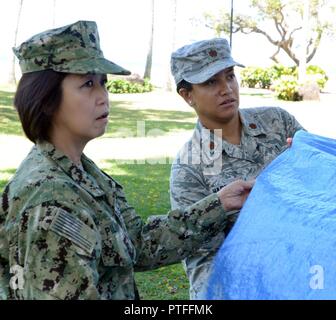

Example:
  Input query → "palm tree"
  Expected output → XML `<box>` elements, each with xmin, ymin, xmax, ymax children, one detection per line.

<box><xmin>166</xmin><ymin>0</ymin><xmax>177</xmax><ymax>91</ymax></box>
<box><xmin>9</xmin><ymin>0</ymin><xmax>24</xmax><ymax>85</ymax></box>
<box><xmin>143</xmin><ymin>0</ymin><xmax>155</xmax><ymax>79</ymax></box>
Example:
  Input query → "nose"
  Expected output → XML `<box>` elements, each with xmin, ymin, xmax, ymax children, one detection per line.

<box><xmin>219</xmin><ymin>79</ymin><xmax>232</xmax><ymax>96</ymax></box>
<box><xmin>97</xmin><ymin>86</ymin><xmax>109</xmax><ymax>105</ymax></box>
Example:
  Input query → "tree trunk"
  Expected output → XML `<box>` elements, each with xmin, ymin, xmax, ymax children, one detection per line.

<box><xmin>9</xmin><ymin>0</ymin><xmax>24</xmax><ymax>85</ymax></box>
<box><xmin>144</xmin><ymin>0</ymin><xmax>155</xmax><ymax>79</ymax></box>
<box><xmin>166</xmin><ymin>0</ymin><xmax>177</xmax><ymax>91</ymax></box>
<box><xmin>298</xmin><ymin>0</ymin><xmax>309</xmax><ymax>81</ymax></box>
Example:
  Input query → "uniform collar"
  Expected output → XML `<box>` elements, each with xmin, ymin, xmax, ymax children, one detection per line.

<box><xmin>194</xmin><ymin>109</ymin><xmax>268</xmax><ymax>162</ymax></box>
<box><xmin>240</xmin><ymin>109</ymin><xmax>268</xmax><ymax>137</ymax></box>
<box><xmin>195</xmin><ymin>109</ymin><xmax>268</xmax><ymax>142</ymax></box>
<box><xmin>37</xmin><ymin>141</ymin><xmax>105</xmax><ymax>197</ymax></box>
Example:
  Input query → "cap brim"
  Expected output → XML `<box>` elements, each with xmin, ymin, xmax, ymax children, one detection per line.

<box><xmin>53</xmin><ymin>57</ymin><xmax>131</xmax><ymax>75</ymax></box>
<box><xmin>184</xmin><ymin>59</ymin><xmax>244</xmax><ymax>84</ymax></box>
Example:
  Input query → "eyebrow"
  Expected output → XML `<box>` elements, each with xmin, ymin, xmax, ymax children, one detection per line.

<box><xmin>208</xmin><ymin>67</ymin><xmax>235</xmax><ymax>80</ymax></box>
<box><xmin>82</xmin><ymin>74</ymin><xmax>107</xmax><ymax>80</ymax></box>
<box><xmin>224</xmin><ymin>67</ymin><xmax>234</xmax><ymax>73</ymax></box>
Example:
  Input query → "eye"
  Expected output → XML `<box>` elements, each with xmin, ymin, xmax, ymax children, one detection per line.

<box><xmin>205</xmin><ymin>78</ymin><xmax>217</xmax><ymax>86</ymax></box>
<box><xmin>82</xmin><ymin>80</ymin><xmax>94</xmax><ymax>88</ymax></box>
<box><xmin>100</xmin><ymin>77</ymin><xmax>108</xmax><ymax>87</ymax></box>
<box><xmin>227</xmin><ymin>73</ymin><xmax>236</xmax><ymax>80</ymax></box>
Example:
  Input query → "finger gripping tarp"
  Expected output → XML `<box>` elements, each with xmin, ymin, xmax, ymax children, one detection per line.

<box><xmin>206</xmin><ymin>130</ymin><xmax>336</xmax><ymax>299</ymax></box>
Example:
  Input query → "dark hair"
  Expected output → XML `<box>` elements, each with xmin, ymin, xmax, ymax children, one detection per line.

<box><xmin>176</xmin><ymin>79</ymin><xmax>193</xmax><ymax>93</ymax></box>
<box><xmin>14</xmin><ymin>70</ymin><xmax>67</xmax><ymax>143</ymax></box>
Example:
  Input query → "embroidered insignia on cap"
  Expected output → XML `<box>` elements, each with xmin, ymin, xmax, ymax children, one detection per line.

<box><xmin>50</xmin><ymin>209</ymin><xmax>96</xmax><ymax>255</ymax></box>
<box><xmin>209</xmin><ymin>49</ymin><xmax>217</xmax><ymax>57</ymax></box>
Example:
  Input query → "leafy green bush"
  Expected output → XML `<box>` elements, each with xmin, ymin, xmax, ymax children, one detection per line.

<box><xmin>260</xmin><ymin>69</ymin><xmax>273</xmax><ymax>89</ymax></box>
<box><xmin>268</xmin><ymin>64</ymin><xmax>296</xmax><ymax>80</ymax></box>
<box><xmin>255</xmin><ymin>67</ymin><xmax>272</xmax><ymax>89</ymax></box>
<box><xmin>240</xmin><ymin>67</ymin><xmax>259</xmax><ymax>88</ymax></box>
<box><xmin>306</xmin><ymin>65</ymin><xmax>329</xmax><ymax>90</ymax></box>
<box><xmin>241</xmin><ymin>63</ymin><xmax>328</xmax><ymax>99</ymax></box>
<box><xmin>106</xmin><ymin>78</ymin><xmax>153</xmax><ymax>94</ymax></box>
<box><xmin>240</xmin><ymin>66</ymin><xmax>272</xmax><ymax>89</ymax></box>
<box><xmin>272</xmin><ymin>75</ymin><xmax>303</xmax><ymax>101</ymax></box>
<box><xmin>269</xmin><ymin>64</ymin><xmax>328</xmax><ymax>90</ymax></box>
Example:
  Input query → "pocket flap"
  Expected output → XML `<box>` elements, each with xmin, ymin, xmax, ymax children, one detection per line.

<box><xmin>100</xmin><ymin>221</ymin><xmax>136</xmax><ymax>267</ymax></box>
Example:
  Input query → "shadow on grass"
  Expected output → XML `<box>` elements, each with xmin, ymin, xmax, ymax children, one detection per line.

<box><xmin>102</xmin><ymin>159</ymin><xmax>172</xmax><ymax>219</ymax></box>
<box><xmin>0</xmin><ymin>168</ymin><xmax>16</xmax><ymax>193</ymax></box>
<box><xmin>240</xmin><ymin>91</ymin><xmax>272</xmax><ymax>97</ymax></box>
<box><xmin>134</xmin><ymin>263</ymin><xmax>189</xmax><ymax>300</ymax></box>
<box><xmin>0</xmin><ymin>90</ymin><xmax>22</xmax><ymax>136</ymax></box>
<box><xmin>0</xmin><ymin>90</ymin><xmax>14</xmax><ymax>106</ymax></box>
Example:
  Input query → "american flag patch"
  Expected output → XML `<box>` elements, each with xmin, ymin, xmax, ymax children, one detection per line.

<box><xmin>50</xmin><ymin>209</ymin><xmax>96</xmax><ymax>255</ymax></box>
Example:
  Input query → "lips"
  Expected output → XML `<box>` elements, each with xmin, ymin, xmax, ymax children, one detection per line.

<box><xmin>219</xmin><ymin>98</ymin><xmax>236</xmax><ymax>106</ymax></box>
<box><xmin>96</xmin><ymin>112</ymin><xmax>109</xmax><ymax>120</ymax></box>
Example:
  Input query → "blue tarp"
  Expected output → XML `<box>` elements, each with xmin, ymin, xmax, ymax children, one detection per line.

<box><xmin>206</xmin><ymin>130</ymin><xmax>336</xmax><ymax>299</ymax></box>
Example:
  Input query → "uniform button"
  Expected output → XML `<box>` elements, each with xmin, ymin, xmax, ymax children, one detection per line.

<box><xmin>249</xmin><ymin>123</ymin><xmax>257</xmax><ymax>129</ymax></box>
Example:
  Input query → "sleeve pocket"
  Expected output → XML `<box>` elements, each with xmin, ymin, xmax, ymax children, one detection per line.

<box><xmin>49</xmin><ymin>208</ymin><xmax>97</xmax><ymax>257</ymax></box>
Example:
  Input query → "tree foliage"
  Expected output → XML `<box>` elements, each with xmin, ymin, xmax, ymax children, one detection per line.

<box><xmin>203</xmin><ymin>0</ymin><xmax>336</xmax><ymax>66</ymax></box>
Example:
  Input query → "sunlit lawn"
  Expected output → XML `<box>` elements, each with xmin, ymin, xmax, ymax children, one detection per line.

<box><xmin>0</xmin><ymin>90</ymin><xmax>21</xmax><ymax>135</ymax></box>
<box><xmin>0</xmin><ymin>88</ymin><xmax>196</xmax><ymax>138</ymax></box>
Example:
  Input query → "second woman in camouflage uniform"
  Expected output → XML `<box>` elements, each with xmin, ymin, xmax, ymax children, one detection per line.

<box><xmin>170</xmin><ymin>38</ymin><xmax>304</xmax><ymax>299</ymax></box>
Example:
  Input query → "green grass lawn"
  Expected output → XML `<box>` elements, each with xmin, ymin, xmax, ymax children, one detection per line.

<box><xmin>0</xmin><ymin>168</ymin><xmax>15</xmax><ymax>192</ymax></box>
<box><xmin>0</xmin><ymin>90</ymin><xmax>22</xmax><ymax>135</ymax></box>
<box><xmin>0</xmin><ymin>87</ymin><xmax>190</xmax><ymax>300</ymax></box>
<box><xmin>0</xmin><ymin>88</ymin><xmax>196</xmax><ymax>138</ymax></box>
<box><xmin>106</xmin><ymin>100</ymin><xmax>196</xmax><ymax>138</ymax></box>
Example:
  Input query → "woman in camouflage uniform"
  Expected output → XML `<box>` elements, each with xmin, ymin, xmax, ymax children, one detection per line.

<box><xmin>0</xmin><ymin>21</ymin><xmax>253</xmax><ymax>300</ymax></box>
<box><xmin>169</xmin><ymin>38</ymin><xmax>303</xmax><ymax>299</ymax></box>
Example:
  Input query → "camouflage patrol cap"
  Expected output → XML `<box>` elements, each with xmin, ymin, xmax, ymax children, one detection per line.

<box><xmin>170</xmin><ymin>38</ymin><xmax>244</xmax><ymax>85</ymax></box>
<box><xmin>13</xmin><ymin>20</ymin><xmax>131</xmax><ymax>75</ymax></box>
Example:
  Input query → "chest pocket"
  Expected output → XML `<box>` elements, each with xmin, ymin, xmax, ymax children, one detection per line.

<box><xmin>100</xmin><ymin>217</ymin><xmax>136</xmax><ymax>267</ymax></box>
<box><xmin>255</xmin><ymin>140</ymin><xmax>285</xmax><ymax>166</ymax></box>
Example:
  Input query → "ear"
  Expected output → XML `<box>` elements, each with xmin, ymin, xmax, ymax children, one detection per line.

<box><xmin>178</xmin><ymin>88</ymin><xmax>194</xmax><ymax>107</ymax></box>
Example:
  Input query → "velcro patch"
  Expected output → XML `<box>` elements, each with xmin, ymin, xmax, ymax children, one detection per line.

<box><xmin>50</xmin><ymin>209</ymin><xmax>96</xmax><ymax>255</ymax></box>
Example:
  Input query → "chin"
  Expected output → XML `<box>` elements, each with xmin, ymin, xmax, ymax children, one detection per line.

<box><xmin>97</xmin><ymin>125</ymin><xmax>107</xmax><ymax>136</ymax></box>
<box><xmin>96</xmin><ymin>130</ymin><xmax>106</xmax><ymax>138</ymax></box>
